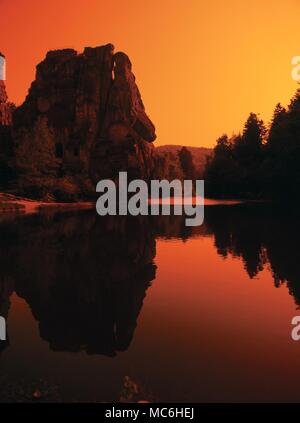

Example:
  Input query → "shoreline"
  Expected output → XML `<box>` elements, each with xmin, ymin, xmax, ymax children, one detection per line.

<box><xmin>0</xmin><ymin>192</ymin><xmax>264</xmax><ymax>216</ymax></box>
<box><xmin>0</xmin><ymin>193</ymin><xmax>94</xmax><ymax>214</ymax></box>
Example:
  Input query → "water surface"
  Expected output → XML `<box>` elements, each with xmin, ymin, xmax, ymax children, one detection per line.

<box><xmin>0</xmin><ymin>204</ymin><xmax>300</xmax><ymax>402</ymax></box>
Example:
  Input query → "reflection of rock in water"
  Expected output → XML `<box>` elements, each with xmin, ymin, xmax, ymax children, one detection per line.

<box><xmin>0</xmin><ymin>226</ymin><xmax>15</xmax><ymax>353</ymax></box>
<box><xmin>2</xmin><ymin>205</ymin><xmax>300</xmax><ymax>354</ymax></box>
<box><xmin>0</xmin><ymin>211</ymin><xmax>156</xmax><ymax>355</ymax></box>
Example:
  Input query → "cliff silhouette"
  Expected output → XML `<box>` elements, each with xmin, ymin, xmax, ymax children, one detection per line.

<box><xmin>0</xmin><ymin>79</ymin><xmax>15</xmax><ymax>188</ymax></box>
<box><xmin>0</xmin><ymin>44</ymin><xmax>157</xmax><ymax>200</ymax></box>
<box><xmin>0</xmin><ymin>45</ymin><xmax>212</xmax><ymax>202</ymax></box>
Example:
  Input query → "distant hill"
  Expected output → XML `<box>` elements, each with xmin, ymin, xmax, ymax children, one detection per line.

<box><xmin>155</xmin><ymin>145</ymin><xmax>213</xmax><ymax>177</ymax></box>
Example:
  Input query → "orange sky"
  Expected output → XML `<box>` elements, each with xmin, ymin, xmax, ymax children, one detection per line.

<box><xmin>1</xmin><ymin>0</ymin><xmax>300</xmax><ymax>147</ymax></box>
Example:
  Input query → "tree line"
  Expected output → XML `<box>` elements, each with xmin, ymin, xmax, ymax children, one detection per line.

<box><xmin>204</xmin><ymin>88</ymin><xmax>300</xmax><ymax>201</ymax></box>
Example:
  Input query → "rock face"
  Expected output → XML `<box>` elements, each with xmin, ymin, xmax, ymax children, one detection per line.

<box><xmin>0</xmin><ymin>82</ymin><xmax>13</xmax><ymax>126</ymax></box>
<box><xmin>0</xmin><ymin>71</ymin><xmax>15</xmax><ymax>187</ymax></box>
<box><xmin>13</xmin><ymin>44</ymin><xmax>156</xmax><ymax>200</ymax></box>
<box><xmin>0</xmin><ymin>53</ymin><xmax>13</xmax><ymax>127</ymax></box>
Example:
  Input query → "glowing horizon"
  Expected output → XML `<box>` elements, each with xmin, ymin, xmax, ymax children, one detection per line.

<box><xmin>1</xmin><ymin>0</ymin><xmax>300</xmax><ymax>147</ymax></box>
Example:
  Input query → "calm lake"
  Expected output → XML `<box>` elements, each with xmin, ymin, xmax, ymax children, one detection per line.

<box><xmin>0</xmin><ymin>202</ymin><xmax>300</xmax><ymax>402</ymax></box>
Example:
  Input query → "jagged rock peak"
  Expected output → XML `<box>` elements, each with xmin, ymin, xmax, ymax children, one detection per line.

<box><xmin>12</xmin><ymin>44</ymin><xmax>156</xmax><ymax>199</ymax></box>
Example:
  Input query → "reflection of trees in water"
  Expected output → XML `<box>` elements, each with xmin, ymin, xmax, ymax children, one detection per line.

<box><xmin>154</xmin><ymin>214</ymin><xmax>208</xmax><ymax>241</ymax></box>
<box><xmin>204</xmin><ymin>205</ymin><xmax>266</xmax><ymax>278</ymax></box>
<box><xmin>204</xmin><ymin>204</ymin><xmax>300</xmax><ymax>306</ymax></box>
<box><xmin>0</xmin><ymin>205</ymin><xmax>300</xmax><ymax>355</ymax></box>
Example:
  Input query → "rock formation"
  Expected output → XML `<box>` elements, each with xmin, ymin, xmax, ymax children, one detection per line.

<box><xmin>0</xmin><ymin>83</ymin><xmax>13</xmax><ymax>127</ymax></box>
<box><xmin>0</xmin><ymin>62</ymin><xmax>15</xmax><ymax>188</ymax></box>
<box><xmin>0</xmin><ymin>53</ymin><xmax>13</xmax><ymax>127</ymax></box>
<box><xmin>13</xmin><ymin>44</ymin><xmax>156</xmax><ymax>200</ymax></box>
